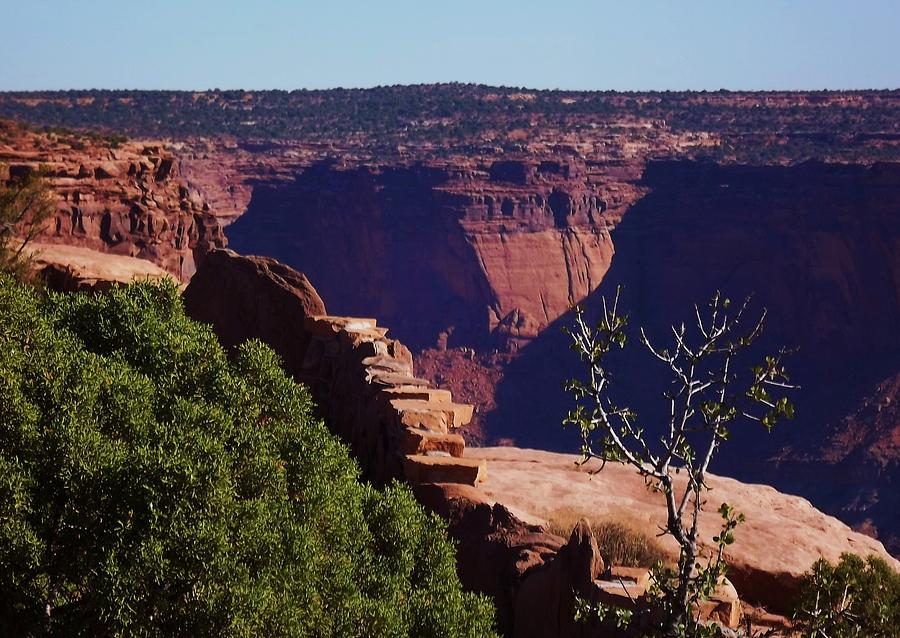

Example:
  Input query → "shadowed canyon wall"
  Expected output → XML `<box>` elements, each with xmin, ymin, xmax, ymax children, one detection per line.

<box><xmin>226</xmin><ymin>159</ymin><xmax>615</xmax><ymax>350</ymax></box>
<box><xmin>487</xmin><ymin>160</ymin><xmax>900</xmax><ymax>551</ymax></box>
<box><xmin>226</xmin><ymin>157</ymin><xmax>900</xmax><ymax>551</ymax></box>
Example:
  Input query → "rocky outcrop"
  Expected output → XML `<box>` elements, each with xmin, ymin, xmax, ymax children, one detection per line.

<box><xmin>24</xmin><ymin>242</ymin><xmax>175</xmax><ymax>292</ymax></box>
<box><xmin>225</xmin><ymin>159</ymin><xmax>617</xmax><ymax>350</ymax></box>
<box><xmin>0</xmin><ymin>120</ymin><xmax>226</xmax><ymax>280</ymax></box>
<box><xmin>183</xmin><ymin>248</ymin><xmax>326</xmax><ymax>360</ymax></box>
<box><xmin>476</xmin><ymin>446</ymin><xmax>900</xmax><ymax>613</ymax></box>
<box><xmin>183</xmin><ymin>149</ymin><xmax>900</xmax><ymax>563</ymax></box>
<box><xmin>513</xmin><ymin>520</ymin><xmax>608</xmax><ymax>638</ymax></box>
<box><xmin>183</xmin><ymin>249</ymin><xmax>485</xmax><ymax>485</ymax></box>
<box><xmin>413</xmin><ymin>482</ymin><xmax>565</xmax><ymax>636</ymax></box>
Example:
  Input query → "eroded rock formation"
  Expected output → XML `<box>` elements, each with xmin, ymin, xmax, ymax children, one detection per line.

<box><xmin>183</xmin><ymin>249</ymin><xmax>485</xmax><ymax>485</ymax></box>
<box><xmin>225</xmin><ymin>158</ymin><xmax>617</xmax><ymax>350</ymax></box>
<box><xmin>0</xmin><ymin>120</ymin><xmax>226</xmax><ymax>279</ymax></box>
<box><xmin>182</xmin><ymin>250</ymin><xmax>895</xmax><ymax>636</ymax></box>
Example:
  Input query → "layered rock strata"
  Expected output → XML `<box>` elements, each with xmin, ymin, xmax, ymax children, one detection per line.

<box><xmin>225</xmin><ymin>158</ymin><xmax>618</xmax><ymax>350</ymax></box>
<box><xmin>0</xmin><ymin>121</ymin><xmax>226</xmax><ymax>280</ymax></box>
<box><xmin>183</xmin><ymin>249</ymin><xmax>485</xmax><ymax>486</ymax></box>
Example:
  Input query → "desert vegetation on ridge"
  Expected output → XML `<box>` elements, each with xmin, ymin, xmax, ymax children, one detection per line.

<box><xmin>3</xmin><ymin>85</ymin><xmax>900</xmax><ymax>163</ymax></box>
<box><xmin>0</xmin><ymin>277</ymin><xmax>497</xmax><ymax>637</ymax></box>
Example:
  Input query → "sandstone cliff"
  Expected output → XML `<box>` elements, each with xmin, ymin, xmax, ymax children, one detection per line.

<box><xmin>225</xmin><ymin>159</ymin><xmax>617</xmax><ymax>350</ymax></box>
<box><xmin>0</xmin><ymin>120</ymin><xmax>225</xmax><ymax>279</ymax></box>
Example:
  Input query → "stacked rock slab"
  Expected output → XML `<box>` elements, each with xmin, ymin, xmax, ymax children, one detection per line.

<box><xmin>183</xmin><ymin>249</ymin><xmax>486</xmax><ymax>486</ymax></box>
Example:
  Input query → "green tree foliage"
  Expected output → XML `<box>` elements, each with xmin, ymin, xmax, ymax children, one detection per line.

<box><xmin>793</xmin><ymin>553</ymin><xmax>900</xmax><ymax>638</ymax></box>
<box><xmin>0</xmin><ymin>163</ymin><xmax>55</xmax><ymax>278</ymax></box>
<box><xmin>0</xmin><ymin>277</ymin><xmax>497</xmax><ymax>638</ymax></box>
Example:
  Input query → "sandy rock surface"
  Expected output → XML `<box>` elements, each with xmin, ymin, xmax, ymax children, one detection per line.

<box><xmin>26</xmin><ymin>243</ymin><xmax>174</xmax><ymax>290</ymax></box>
<box><xmin>475</xmin><ymin>446</ymin><xmax>898</xmax><ymax>608</ymax></box>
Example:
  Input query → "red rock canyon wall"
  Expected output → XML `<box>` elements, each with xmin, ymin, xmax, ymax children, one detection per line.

<box><xmin>0</xmin><ymin>122</ymin><xmax>226</xmax><ymax>280</ymax></box>
<box><xmin>224</xmin><ymin>159</ymin><xmax>617</xmax><ymax>350</ymax></box>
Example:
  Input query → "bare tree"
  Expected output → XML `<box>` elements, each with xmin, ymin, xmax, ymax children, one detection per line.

<box><xmin>0</xmin><ymin>164</ymin><xmax>56</xmax><ymax>278</ymax></box>
<box><xmin>565</xmin><ymin>289</ymin><xmax>796</xmax><ymax>637</ymax></box>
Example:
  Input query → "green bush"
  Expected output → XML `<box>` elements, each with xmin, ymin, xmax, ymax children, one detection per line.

<box><xmin>0</xmin><ymin>277</ymin><xmax>497</xmax><ymax>638</ymax></box>
<box><xmin>793</xmin><ymin>552</ymin><xmax>900</xmax><ymax>637</ymax></box>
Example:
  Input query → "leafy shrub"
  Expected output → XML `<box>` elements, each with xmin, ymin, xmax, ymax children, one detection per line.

<box><xmin>0</xmin><ymin>277</ymin><xmax>497</xmax><ymax>638</ymax></box>
<box><xmin>564</xmin><ymin>291</ymin><xmax>794</xmax><ymax>636</ymax></box>
<box><xmin>793</xmin><ymin>552</ymin><xmax>900</xmax><ymax>638</ymax></box>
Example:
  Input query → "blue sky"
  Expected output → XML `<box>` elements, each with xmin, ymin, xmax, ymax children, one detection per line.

<box><xmin>1</xmin><ymin>0</ymin><xmax>898</xmax><ymax>91</ymax></box>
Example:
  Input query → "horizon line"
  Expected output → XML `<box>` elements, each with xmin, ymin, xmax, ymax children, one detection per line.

<box><xmin>2</xmin><ymin>83</ymin><xmax>900</xmax><ymax>94</ymax></box>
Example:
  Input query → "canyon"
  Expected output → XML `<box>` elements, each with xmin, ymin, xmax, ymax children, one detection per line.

<box><xmin>220</xmin><ymin>153</ymin><xmax>900</xmax><ymax>558</ymax></box>
<box><xmin>2</xmin><ymin>86</ymin><xmax>899</xmax><ymax>561</ymax></box>
<box><xmin>226</xmin><ymin>158</ymin><xmax>617</xmax><ymax>350</ymax></box>
<box><xmin>180</xmin><ymin>248</ymin><xmax>899</xmax><ymax>635</ymax></box>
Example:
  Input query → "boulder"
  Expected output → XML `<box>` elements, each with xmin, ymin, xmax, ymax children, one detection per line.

<box><xmin>183</xmin><ymin>249</ymin><xmax>326</xmax><ymax>375</ymax></box>
<box><xmin>403</xmin><ymin>454</ymin><xmax>487</xmax><ymax>485</ymax></box>
<box><xmin>413</xmin><ymin>483</ymin><xmax>565</xmax><ymax>636</ymax></box>
<box><xmin>514</xmin><ymin>519</ymin><xmax>607</xmax><ymax>638</ymax></box>
<box><xmin>94</xmin><ymin>161</ymin><xmax>125</xmax><ymax>179</ymax></box>
<box><xmin>401</xmin><ymin>428</ymin><xmax>466</xmax><ymax>457</ymax></box>
<box><xmin>697</xmin><ymin>577</ymin><xmax>741</xmax><ymax>628</ymax></box>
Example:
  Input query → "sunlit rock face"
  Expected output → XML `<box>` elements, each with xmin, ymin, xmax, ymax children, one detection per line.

<box><xmin>0</xmin><ymin>120</ymin><xmax>225</xmax><ymax>280</ymax></box>
<box><xmin>226</xmin><ymin>158</ymin><xmax>618</xmax><ymax>351</ymax></box>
